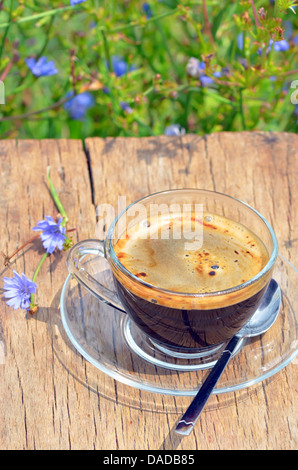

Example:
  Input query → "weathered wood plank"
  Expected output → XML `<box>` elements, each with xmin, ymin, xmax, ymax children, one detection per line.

<box><xmin>0</xmin><ymin>132</ymin><xmax>297</xmax><ymax>450</ymax></box>
<box><xmin>85</xmin><ymin>131</ymin><xmax>298</xmax><ymax>450</ymax></box>
<box><xmin>0</xmin><ymin>139</ymin><xmax>98</xmax><ymax>449</ymax></box>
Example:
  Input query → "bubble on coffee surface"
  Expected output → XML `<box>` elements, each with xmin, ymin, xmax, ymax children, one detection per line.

<box><xmin>113</xmin><ymin>212</ymin><xmax>269</xmax><ymax>294</ymax></box>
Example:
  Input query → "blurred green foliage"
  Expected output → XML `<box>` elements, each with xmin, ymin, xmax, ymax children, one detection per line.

<box><xmin>0</xmin><ymin>0</ymin><xmax>297</xmax><ymax>139</ymax></box>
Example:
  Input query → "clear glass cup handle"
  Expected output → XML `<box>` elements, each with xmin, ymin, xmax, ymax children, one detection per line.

<box><xmin>67</xmin><ymin>239</ymin><xmax>125</xmax><ymax>313</ymax></box>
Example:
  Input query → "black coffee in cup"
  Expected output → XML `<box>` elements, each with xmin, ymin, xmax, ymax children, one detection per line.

<box><xmin>113</xmin><ymin>212</ymin><xmax>270</xmax><ymax>350</ymax></box>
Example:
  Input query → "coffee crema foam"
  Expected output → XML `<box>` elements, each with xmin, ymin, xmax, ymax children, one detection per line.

<box><xmin>113</xmin><ymin>212</ymin><xmax>269</xmax><ymax>295</ymax></box>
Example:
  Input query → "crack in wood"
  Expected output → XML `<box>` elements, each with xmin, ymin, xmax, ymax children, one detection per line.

<box><xmin>82</xmin><ymin>140</ymin><xmax>95</xmax><ymax>208</ymax></box>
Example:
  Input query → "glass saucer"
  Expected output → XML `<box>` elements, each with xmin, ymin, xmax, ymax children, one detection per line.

<box><xmin>60</xmin><ymin>254</ymin><xmax>298</xmax><ymax>396</ymax></box>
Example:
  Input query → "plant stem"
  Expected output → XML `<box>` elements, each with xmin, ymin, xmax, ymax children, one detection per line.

<box><xmin>36</xmin><ymin>15</ymin><xmax>55</xmax><ymax>60</ymax></box>
<box><xmin>101</xmin><ymin>30</ymin><xmax>112</xmax><ymax>71</ymax></box>
<box><xmin>30</xmin><ymin>252</ymin><xmax>49</xmax><ymax>311</ymax></box>
<box><xmin>1</xmin><ymin>234</ymin><xmax>40</xmax><ymax>266</ymax></box>
<box><xmin>2</xmin><ymin>227</ymin><xmax>76</xmax><ymax>266</ymax></box>
<box><xmin>156</xmin><ymin>20</ymin><xmax>180</xmax><ymax>77</ymax></box>
<box><xmin>143</xmin><ymin>83</ymin><xmax>239</xmax><ymax>107</ymax></box>
<box><xmin>134</xmin><ymin>117</ymin><xmax>155</xmax><ymax>136</ymax></box>
<box><xmin>0</xmin><ymin>5</ymin><xmax>76</xmax><ymax>29</ymax></box>
<box><xmin>182</xmin><ymin>90</ymin><xmax>192</xmax><ymax>130</ymax></box>
<box><xmin>0</xmin><ymin>95</ymin><xmax>75</xmax><ymax>122</ymax></box>
<box><xmin>202</xmin><ymin>0</ymin><xmax>215</xmax><ymax>46</ymax></box>
<box><xmin>0</xmin><ymin>6</ymin><xmax>178</xmax><ymax>33</ymax></box>
<box><xmin>0</xmin><ymin>55</ymin><xmax>15</xmax><ymax>81</ymax></box>
<box><xmin>239</xmin><ymin>88</ymin><xmax>247</xmax><ymax>130</ymax></box>
<box><xmin>0</xmin><ymin>0</ymin><xmax>13</xmax><ymax>60</ymax></box>
<box><xmin>250</xmin><ymin>0</ymin><xmax>260</xmax><ymax>28</ymax></box>
<box><xmin>107</xmin><ymin>9</ymin><xmax>179</xmax><ymax>34</ymax></box>
<box><xmin>46</xmin><ymin>167</ymin><xmax>68</xmax><ymax>225</ymax></box>
<box><xmin>32</xmin><ymin>253</ymin><xmax>48</xmax><ymax>283</ymax></box>
<box><xmin>69</xmin><ymin>48</ymin><xmax>77</xmax><ymax>95</ymax></box>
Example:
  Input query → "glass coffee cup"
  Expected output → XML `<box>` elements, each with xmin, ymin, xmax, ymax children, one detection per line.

<box><xmin>67</xmin><ymin>189</ymin><xmax>278</xmax><ymax>358</ymax></box>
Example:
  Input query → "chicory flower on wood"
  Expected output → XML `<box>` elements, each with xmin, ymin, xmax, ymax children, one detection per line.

<box><xmin>33</xmin><ymin>216</ymin><xmax>66</xmax><ymax>254</ymax></box>
<box><xmin>3</xmin><ymin>271</ymin><xmax>37</xmax><ymax>311</ymax></box>
<box><xmin>2</xmin><ymin>169</ymin><xmax>73</xmax><ymax>314</ymax></box>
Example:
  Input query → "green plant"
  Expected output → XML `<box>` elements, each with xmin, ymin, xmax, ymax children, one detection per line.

<box><xmin>0</xmin><ymin>0</ymin><xmax>297</xmax><ymax>139</ymax></box>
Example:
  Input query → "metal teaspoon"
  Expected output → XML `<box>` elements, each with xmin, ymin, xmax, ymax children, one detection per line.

<box><xmin>175</xmin><ymin>279</ymin><xmax>282</xmax><ymax>436</ymax></box>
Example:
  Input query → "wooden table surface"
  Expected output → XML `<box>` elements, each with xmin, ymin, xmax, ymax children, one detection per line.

<box><xmin>0</xmin><ymin>132</ymin><xmax>297</xmax><ymax>450</ymax></box>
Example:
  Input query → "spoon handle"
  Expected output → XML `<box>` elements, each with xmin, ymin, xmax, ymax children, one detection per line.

<box><xmin>175</xmin><ymin>335</ymin><xmax>241</xmax><ymax>436</ymax></box>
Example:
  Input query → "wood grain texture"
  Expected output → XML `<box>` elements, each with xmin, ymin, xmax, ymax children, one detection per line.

<box><xmin>0</xmin><ymin>132</ymin><xmax>297</xmax><ymax>450</ymax></box>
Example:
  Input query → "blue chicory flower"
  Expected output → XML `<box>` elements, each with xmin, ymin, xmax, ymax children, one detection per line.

<box><xmin>267</xmin><ymin>38</ymin><xmax>290</xmax><ymax>52</ymax></box>
<box><xmin>186</xmin><ymin>57</ymin><xmax>203</xmax><ymax>78</ymax></box>
<box><xmin>164</xmin><ymin>124</ymin><xmax>186</xmax><ymax>136</ymax></box>
<box><xmin>273</xmin><ymin>39</ymin><xmax>290</xmax><ymax>51</ymax></box>
<box><xmin>63</xmin><ymin>91</ymin><xmax>95</xmax><ymax>120</ymax></box>
<box><xmin>120</xmin><ymin>101</ymin><xmax>133</xmax><ymax>114</ymax></box>
<box><xmin>25</xmin><ymin>56</ymin><xmax>58</xmax><ymax>77</ymax></box>
<box><xmin>33</xmin><ymin>216</ymin><xmax>67</xmax><ymax>254</ymax></box>
<box><xmin>200</xmin><ymin>76</ymin><xmax>214</xmax><ymax>87</ymax></box>
<box><xmin>142</xmin><ymin>3</ymin><xmax>153</xmax><ymax>19</ymax></box>
<box><xmin>258</xmin><ymin>38</ymin><xmax>290</xmax><ymax>56</ymax></box>
<box><xmin>186</xmin><ymin>57</ymin><xmax>220</xmax><ymax>87</ymax></box>
<box><xmin>70</xmin><ymin>0</ymin><xmax>86</xmax><ymax>5</ymax></box>
<box><xmin>3</xmin><ymin>270</ymin><xmax>37</xmax><ymax>311</ymax></box>
<box><xmin>108</xmin><ymin>56</ymin><xmax>136</xmax><ymax>77</ymax></box>
<box><xmin>237</xmin><ymin>33</ymin><xmax>244</xmax><ymax>51</ymax></box>
<box><xmin>295</xmin><ymin>106</ymin><xmax>298</xmax><ymax>124</ymax></box>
